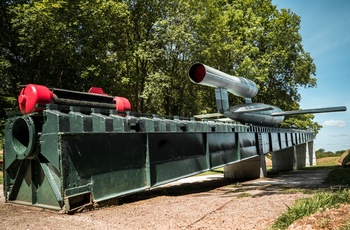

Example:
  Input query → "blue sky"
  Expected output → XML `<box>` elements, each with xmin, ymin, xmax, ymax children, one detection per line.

<box><xmin>272</xmin><ymin>0</ymin><xmax>350</xmax><ymax>152</ymax></box>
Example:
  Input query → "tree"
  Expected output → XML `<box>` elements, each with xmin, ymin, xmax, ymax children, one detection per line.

<box><xmin>0</xmin><ymin>1</ymin><xmax>27</xmax><ymax>146</ymax></box>
<box><xmin>11</xmin><ymin>1</ymin><xmax>130</xmax><ymax>91</ymax></box>
<box><xmin>317</xmin><ymin>148</ymin><xmax>326</xmax><ymax>154</ymax></box>
<box><xmin>0</xmin><ymin>0</ymin><xmax>320</xmax><ymax>139</ymax></box>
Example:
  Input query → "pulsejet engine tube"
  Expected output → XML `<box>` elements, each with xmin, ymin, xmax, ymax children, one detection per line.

<box><xmin>189</xmin><ymin>63</ymin><xmax>258</xmax><ymax>99</ymax></box>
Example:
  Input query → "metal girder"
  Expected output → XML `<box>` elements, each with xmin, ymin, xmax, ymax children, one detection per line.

<box><xmin>3</xmin><ymin>106</ymin><xmax>313</xmax><ymax>211</ymax></box>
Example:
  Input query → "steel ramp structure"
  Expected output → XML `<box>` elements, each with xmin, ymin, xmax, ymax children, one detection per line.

<box><xmin>4</xmin><ymin>104</ymin><xmax>314</xmax><ymax>212</ymax></box>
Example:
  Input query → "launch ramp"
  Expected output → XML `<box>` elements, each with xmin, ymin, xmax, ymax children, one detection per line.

<box><xmin>3</xmin><ymin>85</ymin><xmax>314</xmax><ymax>212</ymax></box>
<box><xmin>4</xmin><ymin>106</ymin><xmax>313</xmax><ymax>212</ymax></box>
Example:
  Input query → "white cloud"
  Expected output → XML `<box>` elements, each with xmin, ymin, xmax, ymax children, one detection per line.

<box><xmin>322</xmin><ymin>120</ymin><xmax>347</xmax><ymax>127</ymax></box>
<box><xmin>330</xmin><ymin>134</ymin><xmax>350</xmax><ymax>137</ymax></box>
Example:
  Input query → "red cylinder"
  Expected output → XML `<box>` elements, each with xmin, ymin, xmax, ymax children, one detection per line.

<box><xmin>88</xmin><ymin>87</ymin><xmax>108</xmax><ymax>95</ymax></box>
<box><xmin>114</xmin><ymin>96</ymin><xmax>131</xmax><ymax>112</ymax></box>
<box><xmin>18</xmin><ymin>84</ymin><xmax>54</xmax><ymax>114</ymax></box>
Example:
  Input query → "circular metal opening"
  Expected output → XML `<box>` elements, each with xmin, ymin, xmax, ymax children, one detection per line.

<box><xmin>11</xmin><ymin>117</ymin><xmax>35</xmax><ymax>160</ymax></box>
<box><xmin>189</xmin><ymin>63</ymin><xmax>206</xmax><ymax>83</ymax></box>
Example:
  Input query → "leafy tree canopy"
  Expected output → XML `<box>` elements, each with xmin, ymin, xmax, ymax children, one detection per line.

<box><xmin>0</xmin><ymin>0</ymin><xmax>319</xmax><ymax>142</ymax></box>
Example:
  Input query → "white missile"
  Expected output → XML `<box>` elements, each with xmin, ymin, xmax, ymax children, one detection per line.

<box><xmin>189</xmin><ymin>63</ymin><xmax>347</xmax><ymax>126</ymax></box>
<box><xmin>189</xmin><ymin>63</ymin><xmax>258</xmax><ymax>99</ymax></box>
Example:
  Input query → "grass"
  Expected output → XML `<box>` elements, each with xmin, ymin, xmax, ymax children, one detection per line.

<box><xmin>271</xmin><ymin>189</ymin><xmax>350</xmax><ymax>229</ymax></box>
<box><xmin>271</xmin><ymin>156</ymin><xmax>350</xmax><ymax>230</ymax></box>
<box><xmin>301</xmin><ymin>157</ymin><xmax>340</xmax><ymax>170</ymax></box>
<box><xmin>236</xmin><ymin>192</ymin><xmax>252</xmax><ymax>198</ymax></box>
<box><xmin>340</xmin><ymin>223</ymin><xmax>350</xmax><ymax>230</ymax></box>
<box><xmin>197</xmin><ymin>168</ymin><xmax>223</xmax><ymax>176</ymax></box>
<box><xmin>316</xmin><ymin>156</ymin><xmax>340</xmax><ymax>167</ymax></box>
<box><xmin>279</xmin><ymin>188</ymin><xmax>315</xmax><ymax>195</ymax></box>
<box><xmin>325</xmin><ymin>167</ymin><xmax>350</xmax><ymax>186</ymax></box>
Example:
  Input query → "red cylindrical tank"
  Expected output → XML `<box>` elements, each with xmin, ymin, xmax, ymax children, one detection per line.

<box><xmin>114</xmin><ymin>96</ymin><xmax>131</xmax><ymax>112</ymax></box>
<box><xmin>18</xmin><ymin>84</ymin><xmax>54</xmax><ymax>114</ymax></box>
<box><xmin>18</xmin><ymin>84</ymin><xmax>131</xmax><ymax>115</ymax></box>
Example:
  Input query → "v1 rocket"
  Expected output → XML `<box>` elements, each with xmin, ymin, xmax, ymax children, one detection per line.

<box><xmin>188</xmin><ymin>63</ymin><xmax>346</xmax><ymax>126</ymax></box>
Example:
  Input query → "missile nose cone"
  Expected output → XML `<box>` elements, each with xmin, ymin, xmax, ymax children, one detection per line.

<box><xmin>189</xmin><ymin>63</ymin><xmax>206</xmax><ymax>83</ymax></box>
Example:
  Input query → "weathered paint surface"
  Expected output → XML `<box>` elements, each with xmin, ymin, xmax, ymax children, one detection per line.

<box><xmin>3</xmin><ymin>106</ymin><xmax>313</xmax><ymax>211</ymax></box>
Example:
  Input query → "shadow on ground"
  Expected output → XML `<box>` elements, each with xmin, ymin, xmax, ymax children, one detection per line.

<box><xmin>110</xmin><ymin>169</ymin><xmax>332</xmax><ymax>206</ymax></box>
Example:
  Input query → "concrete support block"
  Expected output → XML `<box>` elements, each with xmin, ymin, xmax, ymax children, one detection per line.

<box><xmin>224</xmin><ymin>155</ymin><xmax>266</xmax><ymax>180</ymax></box>
<box><xmin>296</xmin><ymin>142</ymin><xmax>315</xmax><ymax>168</ymax></box>
<box><xmin>295</xmin><ymin>143</ymin><xmax>307</xmax><ymax>169</ymax></box>
<box><xmin>305</xmin><ymin>142</ymin><xmax>310</xmax><ymax>167</ymax></box>
<box><xmin>272</xmin><ymin>141</ymin><xmax>314</xmax><ymax>172</ymax></box>
<box><xmin>308</xmin><ymin>141</ymin><xmax>316</xmax><ymax>166</ymax></box>
<box><xmin>271</xmin><ymin>146</ymin><xmax>294</xmax><ymax>172</ymax></box>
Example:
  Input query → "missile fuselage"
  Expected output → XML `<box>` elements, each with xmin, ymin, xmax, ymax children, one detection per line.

<box><xmin>188</xmin><ymin>63</ymin><xmax>282</xmax><ymax>125</ymax></box>
<box><xmin>224</xmin><ymin>103</ymin><xmax>285</xmax><ymax>126</ymax></box>
<box><xmin>189</xmin><ymin>63</ymin><xmax>258</xmax><ymax>99</ymax></box>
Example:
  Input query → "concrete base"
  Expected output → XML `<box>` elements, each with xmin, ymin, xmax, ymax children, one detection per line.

<box><xmin>271</xmin><ymin>146</ymin><xmax>295</xmax><ymax>171</ymax></box>
<box><xmin>272</xmin><ymin>141</ymin><xmax>315</xmax><ymax>172</ymax></box>
<box><xmin>309</xmin><ymin>141</ymin><xmax>316</xmax><ymax>166</ymax></box>
<box><xmin>224</xmin><ymin>155</ymin><xmax>267</xmax><ymax>180</ymax></box>
<box><xmin>224</xmin><ymin>141</ymin><xmax>315</xmax><ymax>179</ymax></box>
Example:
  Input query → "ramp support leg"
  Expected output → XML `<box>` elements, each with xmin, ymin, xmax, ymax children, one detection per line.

<box><xmin>224</xmin><ymin>155</ymin><xmax>267</xmax><ymax>180</ymax></box>
<box><xmin>272</xmin><ymin>141</ymin><xmax>315</xmax><ymax>172</ymax></box>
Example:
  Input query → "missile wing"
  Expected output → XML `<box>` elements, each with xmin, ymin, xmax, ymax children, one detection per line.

<box><xmin>193</xmin><ymin>113</ymin><xmax>223</xmax><ymax>119</ymax></box>
<box><xmin>194</xmin><ymin>106</ymin><xmax>274</xmax><ymax>119</ymax></box>
<box><xmin>233</xmin><ymin>106</ymin><xmax>274</xmax><ymax>114</ymax></box>
<box><xmin>271</xmin><ymin>106</ymin><xmax>347</xmax><ymax>116</ymax></box>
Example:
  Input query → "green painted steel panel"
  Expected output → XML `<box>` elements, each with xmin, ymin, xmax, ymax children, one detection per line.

<box><xmin>69</xmin><ymin>109</ymin><xmax>93</xmax><ymax>132</ymax></box>
<box><xmin>60</xmin><ymin>133</ymin><xmax>148</xmax><ymax>202</ymax></box>
<box><xmin>270</xmin><ymin>133</ymin><xmax>280</xmax><ymax>151</ymax></box>
<box><xmin>280</xmin><ymin>133</ymin><xmax>287</xmax><ymax>149</ymax></box>
<box><xmin>3</xmin><ymin>106</ymin><xmax>315</xmax><ymax>211</ymax></box>
<box><xmin>12</xmin><ymin>160</ymin><xmax>33</xmax><ymax>203</ymax></box>
<box><xmin>61</xmin><ymin>133</ymin><xmax>146</xmax><ymax>177</ymax></box>
<box><xmin>92</xmin><ymin>169</ymin><xmax>149</xmax><ymax>201</ymax></box>
<box><xmin>43</xmin><ymin>109</ymin><xmax>70</xmax><ymax>133</ymax></box>
<box><xmin>260</xmin><ymin>133</ymin><xmax>270</xmax><ymax>154</ymax></box>
<box><xmin>139</xmin><ymin>118</ymin><xmax>155</xmax><ymax>132</ymax></box>
<box><xmin>150</xmin><ymin>156</ymin><xmax>208</xmax><ymax>186</ymax></box>
<box><xmin>148</xmin><ymin>133</ymin><xmax>206</xmax><ymax>185</ymax></box>
<box><xmin>40</xmin><ymin>134</ymin><xmax>60</xmax><ymax>172</ymax></box>
<box><xmin>108</xmin><ymin>112</ymin><xmax>126</xmax><ymax>132</ymax></box>
<box><xmin>239</xmin><ymin>133</ymin><xmax>258</xmax><ymax>159</ymax></box>
<box><xmin>208</xmin><ymin>133</ymin><xmax>238</xmax><ymax>167</ymax></box>
<box><xmin>91</xmin><ymin>112</ymin><xmax>114</xmax><ymax>132</ymax></box>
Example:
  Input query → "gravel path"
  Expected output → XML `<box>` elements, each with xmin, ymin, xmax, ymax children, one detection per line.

<box><xmin>0</xmin><ymin>170</ymin><xmax>330</xmax><ymax>230</ymax></box>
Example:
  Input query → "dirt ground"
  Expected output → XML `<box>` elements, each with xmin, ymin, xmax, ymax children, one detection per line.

<box><xmin>0</xmin><ymin>169</ymin><xmax>340</xmax><ymax>230</ymax></box>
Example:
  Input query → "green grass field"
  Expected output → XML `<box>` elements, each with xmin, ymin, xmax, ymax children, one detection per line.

<box><xmin>272</xmin><ymin>189</ymin><xmax>350</xmax><ymax>229</ymax></box>
<box><xmin>272</xmin><ymin>154</ymin><xmax>350</xmax><ymax>229</ymax></box>
<box><xmin>316</xmin><ymin>156</ymin><xmax>340</xmax><ymax>167</ymax></box>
